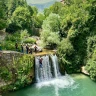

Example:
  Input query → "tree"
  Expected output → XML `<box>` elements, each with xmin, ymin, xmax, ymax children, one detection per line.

<box><xmin>6</xmin><ymin>6</ymin><xmax>33</xmax><ymax>34</ymax></box>
<box><xmin>57</xmin><ymin>39</ymin><xmax>75</xmax><ymax>73</ymax></box>
<box><xmin>7</xmin><ymin>0</ymin><xmax>27</xmax><ymax>17</ymax></box>
<box><xmin>0</xmin><ymin>1</ymin><xmax>7</xmax><ymax>30</ymax></box>
<box><xmin>41</xmin><ymin>13</ymin><xmax>60</xmax><ymax>48</ymax></box>
<box><xmin>32</xmin><ymin>6</ymin><xmax>38</xmax><ymax>15</ymax></box>
<box><xmin>44</xmin><ymin>2</ymin><xmax>63</xmax><ymax>17</ymax></box>
<box><xmin>33</xmin><ymin>13</ymin><xmax>45</xmax><ymax>28</ymax></box>
<box><xmin>42</xmin><ymin>13</ymin><xmax>60</xmax><ymax>32</ymax></box>
<box><xmin>41</xmin><ymin>30</ymin><xmax>60</xmax><ymax>49</ymax></box>
<box><xmin>85</xmin><ymin>36</ymin><xmax>96</xmax><ymax>81</ymax></box>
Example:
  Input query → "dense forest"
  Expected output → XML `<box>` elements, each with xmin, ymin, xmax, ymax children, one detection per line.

<box><xmin>0</xmin><ymin>0</ymin><xmax>96</xmax><ymax>82</ymax></box>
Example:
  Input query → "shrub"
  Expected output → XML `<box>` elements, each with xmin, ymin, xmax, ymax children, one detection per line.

<box><xmin>23</xmin><ymin>38</ymin><xmax>36</xmax><ymax>44</ymax></box>
<box><xmin>57</xmin><ymin>39</ymin><xmax>80</xmax><ymax>74</ymax></box>
<box><xmin>41</xmin><ymin>30</ymin><xmax>60</xmax><ymax>49</ymax></box>
<box><xmin>2</xmin><ymin>41</ymin><xmax>15</xmax><ymax>50</ymax></box>
<box><xmin>5</xmin><ymin>32</ymin><xmax>21</xmax><ymax>42</ymax></box>
<box><xmin>2</xmin><ymin>41</ymin><xmax>21</xmax><ymax>51</ymax></box>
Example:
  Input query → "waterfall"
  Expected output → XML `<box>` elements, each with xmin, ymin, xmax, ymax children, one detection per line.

<box><xmin>35</xmin><ymin>54</ymin><xmax>60</xmax><ymax>82</ymax></box>
<box><xmin>50</xmin><ymin>54</ymin><xmax>61</xmax><ymax>78</ymax></box>
<box><xmin>35</xmin><ymin>54</ymin><xmax>75</xmax><ymax>90</ymax></box>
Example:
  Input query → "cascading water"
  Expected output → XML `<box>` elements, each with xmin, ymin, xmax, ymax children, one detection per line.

<box><xmin>35</xmin><ymin>54</ymin><xmax>75</xmax><ymax>92</ymax></box>
<box><xmin>35</xmin><ymin>54</ymin><xmax>60</xmax><ymax>82</ymax></box>
<box><xmin>50</xmin><ymin>54</ymin><xmax>61</xmax><ymax>78</ymax></box>
<box><xmin>35</xmin><ymin>55</ymin><xmax>52</xmax><ymax>82</ymax></box>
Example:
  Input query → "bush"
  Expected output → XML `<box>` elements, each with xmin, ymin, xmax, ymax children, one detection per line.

<box><xmin>23</xmin><ymin>38</ymin><xmax>36</xmax><ymax>44</ymax></box>
<box><xmin>2</xmin><ymin>32</ymin><xmax>22</xmax><ymax>51</ymax></box>
<box><xmin>2</xmin><ymin>41</ymin><xmax>21</xmax><ymax>51</ymax></box>
<box><xmin>86</xmin><ymin>59</ymin><xmax>96</xmax><ymax>81</ymax></box>
<box><xmin>5</xmin><ymin>32</ymin><xmax>21</xmax><ymax>42</ymax></box>
<box><xmin>0</xmin><ymin>66</ymin><xmax>12</xmax><ymax>81</ymax></box>
<box><xmin>41</xmin><ymin>30</ymin><xmax>60</xmax><ymax>49</ymax></box>
<box><xmin>57</xmin><ymin>39</ymin><xmax>81</xmax><ymax>74</ymax></box>
<box><xmin>2</xmin><ymin>41</ymin><xmax>15</xmax><ymax>50</ymax></box>
<box><xmin>20</xmin><ymin>30</ymin><xmax>29</xmax><ymax>43</ymax></box>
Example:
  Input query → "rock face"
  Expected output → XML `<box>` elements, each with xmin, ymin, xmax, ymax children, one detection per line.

<box><xmin>0</xmin><ymin>51</ymin><xmax>35</xmax><ymax>92</ymax></box>
<box><xmin>81</xmin><ymin>66</ymin><xmax>89</xmax><ymax>75</ymax></box>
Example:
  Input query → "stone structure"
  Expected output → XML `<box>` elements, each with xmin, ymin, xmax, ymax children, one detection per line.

<box><xmin>0</xmin><ymin>51</ymin><xmax>35</xmax><ymax>93</ymax></box>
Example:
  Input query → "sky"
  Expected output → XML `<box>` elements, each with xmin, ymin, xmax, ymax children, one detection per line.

<box><xmin>26</xmin><ymin>0</ymin><xmax>60</xmax><ymax>4</ymax></box>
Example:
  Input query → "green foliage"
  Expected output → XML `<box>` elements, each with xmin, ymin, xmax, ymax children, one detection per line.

<box><xmin>6</xmin><ymin>0</ymin><xmax>27</xmax><ymax>17</ymax></box>
<box><xmin>41</xmin><ymin>13</ymin><xmax>60</xmax><ymax>49</ymax></box>
<box><xmin>6</xmin><ymin>22</ymin><xmax>21</xmax><ymax>33</ymax></box>
<box><xmin>0</xmin><ymin>66</ymin><xmax>12</xmax><ymax>81</ymax></box>
<box><xmin>58</xmin><ymin>39</ymin><xmax>74</xmax><ymax>56</ymax></box>
<box><xmin>0</xmin><ymin>54</ymin><xmax>34</xmax><ymax>91</ymax></box>
<box><xmin>87</xmin><ymin>36</ymin><xmax>96</xmax><ymax>58</ymax></box>
<box><xmin>42</xmin><ymin>13</ymin><xmax>60</xmax><ymax>32</ymax></box>
<box><xmin>57</xmin><ymin>39</ymin><xmax>78</xmax><ymax>73</ymax></box>
<box><xmin>41</xmin><ymin>30</ymin><xmax>60</xmax><ymax>49</ymax></box>
<box><xmin>1</xmin><ymin>0</ymin><xmax>96</xmax><ymax>83</ymax></box>
<box><xmin>2</xmin><ymin>32</ymin><xmax>21</xmax><ymax>51</ymax></box>
<box><xmin>6</xmin><ymin>32</ymin><xmax>21</xmax><ymax>42</ymax></box>
<box><xmin>6</xmin><ymin>6</ymin><xmax>33</xmax><ymax>34</ymax></box>
<box><xmin>44</xmin><ymin>2</ymin><xmax>63</xmax><ymax>16</ymax></box>
<box><xmin>23</xmin><ymin>37</ymin><xmax>36</xmax><ymax>44</ymax></box>
<box><xmin>20</xmin><ymin>30</ymin><xmax>30</xmax><ymax>43</ymax></box>
<box><xmin>86</xmin><ymin>36</ymin><xmax>96</xmax><ymax>81</ymax></box>
<box><xmin>11</xmin><ymin>55</ymin><xmax>34</xmax><ymax>89</ymax></box>
<box><xmin>2</xmin><ymin>41</ymin><xmax>16</xmax><ymax>51</ymax></box>
<box><xmin>55</xmin><ymin>0</ymin><xmax>96</xmax><ymax>75</ymax></box>
<box><xmin>12</xmin><ymin>6</ymin><xmax>32</xmax><ymax>33</ymax></box>
<box><xmin>2</xmin><ymin>30</ymin><xmax>31</xmax><ymax>51</ymax></box>
<box><xmin>86</xmin><ymin>52</ymin><xmax>96</xmax><ymax>81</ymax></box>
<box><xmin>33</xmin><ymin>13</ymin><xmax>45</xmax><ymax>28</ymax></box>
<box><xmin>0</xmin><ymin>1</ymin><xmax>7</xmax><ymax>30</ymax></box>
<box><xmin>32</xmin><ymin>6</ymin><xmax>38</xmax><ymax>15</ymax></box>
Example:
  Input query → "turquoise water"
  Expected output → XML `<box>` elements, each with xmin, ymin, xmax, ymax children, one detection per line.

<box><xmin>3</xmin><ymin>74</ymin><xmax>96</xmax><ymax>96</ymax></box>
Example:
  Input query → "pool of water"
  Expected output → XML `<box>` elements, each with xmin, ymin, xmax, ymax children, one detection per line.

<box><xmin>3</xmin><ymin>74</ymin><xmax>96</xmax><ymax>96</ymax></box>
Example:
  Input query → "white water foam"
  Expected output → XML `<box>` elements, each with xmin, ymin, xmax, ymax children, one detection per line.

<box><xmin>36</xmin><ymin>74</ymin><xmax>75</xmax><ymax>89</ymax></box>
<box><xmin>35</xmin><ymin>55</ymin><xmax>76</xmax><ymax>90</ymax></box>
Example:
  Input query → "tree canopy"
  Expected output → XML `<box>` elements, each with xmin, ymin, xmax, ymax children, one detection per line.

<box><xmin>0</xmin><ymin>1</ymin><xmax>7</xmax><ymax>30</ymax></box>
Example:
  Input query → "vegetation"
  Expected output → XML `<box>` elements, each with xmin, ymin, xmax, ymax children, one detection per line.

<box><xmin>23</xmin><ymin>37</ymin><xmax>36</xmax><ymax>44</ymax></box>
<box><xmin>42</xmin><ymin>0</ymin><xmax>96</xmax><ymax>81</ymax></box>
<box><xmin>0</xmin><ymin>0</ymin><xmax>96</xmax><ymax>86</ymax></box>
<box><xmin>0</xmin><ymin>54</ymin><xmax>34</xmax><ymax>91</ymax></box>
<box><xmin>41</xmin><ymin>13</ymin><xmax>60</xmax><ymax>48</ymax></box>
<box><xmin>0</xmin><ymin>1</ymin><xmax>7</xmax><ymax>30</ymax></box>
<box><xmin>2</xmin><ymin>32</ymin><xmax>21</xmax><ymax>51</ymax></box>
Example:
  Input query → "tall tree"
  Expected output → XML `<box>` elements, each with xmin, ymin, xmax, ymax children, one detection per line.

<box><xmin>42</xmin><ymin>13</ymin><xmax>60</xmax><ymax>32</ymax></box>
<box><xmin>8</xmin><ymin>6</ymin><xmax>33</xmax><ymax>34</ymax></box>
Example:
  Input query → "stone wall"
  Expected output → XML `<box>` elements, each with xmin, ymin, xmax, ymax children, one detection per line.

<box><xmin>0</xmin><ymin>51</ymin><xmax>35</xmax><ymax>93</ymax></box>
